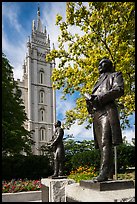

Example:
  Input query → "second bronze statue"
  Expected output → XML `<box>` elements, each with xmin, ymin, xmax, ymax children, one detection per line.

<box><xmin>49</xmin><ymin>120</ymin><xmax>66</xmax><ymax>178</ymax></box>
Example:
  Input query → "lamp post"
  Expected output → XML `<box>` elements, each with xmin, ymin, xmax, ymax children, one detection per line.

<box><xmin>114</xmin><ymin>146</ymin><xmax>118</xmax><ymax>180</ymax></box>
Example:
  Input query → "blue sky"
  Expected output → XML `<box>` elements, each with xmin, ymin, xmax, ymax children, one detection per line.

<box><xmin>2</xmin><ymin>2</ymin><xmax>135</xmax><ymax>143</ymax></box>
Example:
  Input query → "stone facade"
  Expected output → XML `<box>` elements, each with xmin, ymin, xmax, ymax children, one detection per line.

<box><xmin>17</xmin><ymin>6</ymin><xmax>56</xmax><ymax>155</ymax></box>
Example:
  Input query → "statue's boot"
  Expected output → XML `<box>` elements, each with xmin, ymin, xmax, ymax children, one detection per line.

<box><xmin>93</xmin><ymin>143</ymin><xmax>113</xmax><ymax>182</ymax></box>
<box><xmin>58</xmin><ymin>162</ymin><xmax>64</xmax><ymax>176</ymax></box>
<box><xmin>93</xmin><ymin>167</ymin><xmax>109</xmax><ymax>182</ymax></box>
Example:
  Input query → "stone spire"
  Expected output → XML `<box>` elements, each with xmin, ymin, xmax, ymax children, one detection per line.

<box><xmin>37</xmin><ymin>4</ymin><xmax>43</xmax><ymax>32</ymax></box>
<box><xmin>44</xmin><ymin>26</ymin><xmax>47</xmax><ymax>35</ymax></box>
<box><xmin>23</xmin><ymin>60</ymin><xmax>26</xmax><ymax>74</ymax></box>
<box><xmin>48</xmin><ymin>34</ymin><xmax>50</xmax><ymax>43</ymax></box>
<box><xmin>37</xmin><ymin>3</ymin><xmax>40</xmax><ymax>16</ymax></box>
<box><xmin>32</xmin><ymin>20</ymin><xmax>36</xmax><ymax>32</ymax></box>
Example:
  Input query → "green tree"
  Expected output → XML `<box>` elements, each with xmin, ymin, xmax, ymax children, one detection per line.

<box><xmin>63</xmin><ymin>138</ymin><xmax>97</xmax><ymax>174</ymax></box>
<box><xmin>2</xmin><ymin>53</ymin><xmax>34</xmax><ymax>156</ymax></box>
<box><xmin>64</xmin><ymin>139</ymin><xmax>95</xmax><ymax>156</ymax></box>
<box><xmin>117</xmin><ymin>142</ymin><xmax>135</xmax><ymax>172</ymax></box>
<box><xmin>63</xmin><ymin>138</ymin><xmax>135</xmax><ymax>174</ymax></box>
<box><xmin>46</xmin><ymin>2</ymin><xmax>135</xmax><ymax>129</ymax></box>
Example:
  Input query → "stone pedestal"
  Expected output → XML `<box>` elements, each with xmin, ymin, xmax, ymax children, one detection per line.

<box><xmin>80</xmin><ymin>179</ymin><xmax>134</xmax><ymax>191</ymax></box>
<box><xmin>65</xmin><ymin>182</ymin><xmax>135</xmax><ymax>202</ymax></box>
<box><xmin>41</xmin><ymin>178</ymin><xmax>75</xmax><ymax>202</ymax></box>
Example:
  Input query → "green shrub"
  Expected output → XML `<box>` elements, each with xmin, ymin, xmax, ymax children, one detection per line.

<box><xmin>67</xmin><ymin>143</ymin><xmax>135</xmax><ymax>174</ymax></box>
<box><xmin>117</xmin><ymin>143</ymin><xmax>135</xmax><ymax>172</ymax></box>
<box><xmin>70</xmin><ymin>149</ymin><xmax>100</xmax><ymax>170</ymax></box>
<box><xmin>2</xmin><ymin>155</ymin><xmax>53</xmax><ymax>180</ymax></box>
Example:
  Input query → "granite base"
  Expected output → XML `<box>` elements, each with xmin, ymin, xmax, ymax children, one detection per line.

<box><xmin>80</xmin><ymin>179</ymin><xmax>134</xmax><ymax>191</ymax></box>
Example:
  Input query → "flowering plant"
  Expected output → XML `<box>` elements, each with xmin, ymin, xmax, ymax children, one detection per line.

<box><xmin>68</xmin><ymin>165</ymin><xmax>98</xmax><ymax>183</ymax></box>
<box><xmin>2</xmin><ymin>179</ymin><xmax>42</xmax><ymax>193</ymax></box>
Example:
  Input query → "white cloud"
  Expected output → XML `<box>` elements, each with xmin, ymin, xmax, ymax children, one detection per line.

<box><xmin>42</xmin><ymin>2</ymin><xmax>67</xmax><ymax>68</ymax></box>
<box><xmin>122</xmin><ymin>127</ymin><xmax>135</xmax><ymax>144</ymax></box>
<box><xmin>42</xmin><ymin>2</ymin><xmax>66</xmax><ymax>48</ymax></box>
<box><xmin>2</xmin><ymin>3</ymin><xmax>28</xmax><ymax>80</ymax></box>
<box><xmin>2</xmin><ymin>29</ymin><xmax>26</xmax><ymax>80</ymax></box>
<box><xmin>56</xmin><ymin>90</ymin><xmax>76</xmax><ymax>120</ymax></box>
<box><xmin>2</xmin><ymin>3</ymin><xmax>22</xmax><ymax>33</ymax></box>
<box><xmin>65</xmin><ymin>121</ymin><xmax>94</xmax><ymax>141</ymax></box>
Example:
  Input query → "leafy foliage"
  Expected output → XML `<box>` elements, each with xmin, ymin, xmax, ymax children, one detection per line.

<box><xmin>64</xmin><ymin>139</ymin><xmax>95</xmax><ymax>156</ymax></box>
<box><xmin>2</xmin><ymin>53</ymin><xmax>34</xmax><ymax>156</ymax></box>
<box><xmin>63</xmin><ymin>139</ymin><xmax>96</xmax><ymax>174</ymax></box>
<box><xmin>63</xmin><ymin>138</ymin><xmax>135</xmax><ymax>175</ymax></box>
<box><xmin>71</xmin><ymin>149</ymin><xmax>100</xmax><ymax>170</ymax></box>
<box><xmin>2</xmin><ymin>155</ymin><xmax>53</xmax><ymax>180</ymax></box>
<box><xmin>46</xmin><ymin>2</ymin><xmax>135</xmax><ymax>129</ymax></box>
<box><xmin>117</xmin><ymin>142</ymin><xmax>135</xmax><ymax>172</ymax></box>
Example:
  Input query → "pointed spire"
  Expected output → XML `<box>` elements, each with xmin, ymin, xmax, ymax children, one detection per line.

<box><xmin>23</xmin><ymin>60</ymin><xmax>26</xmax><ymax>73</ymax></box>
<box><xmin>44</xmin><ymin>26</ymin><xmax>47</xmax><ymax>34</ymax></box>
<box><xmin>37</xmin><ymin>3</ymin><xmax>43</xmax><ymax>32</ymax></box>
<box><xmin>32</xmin><ymin>20</ymin><xmax>36</xmax><ymax>32</ymax></box>
<box><xmin>37</xmin><ymin>3</ymin><xmax>40</xmax><ymax>16</ymax></box>
<box><xmin>28</xmin><ymin>36</ymin><xmax>30</xmax><ymax>43</ymax></box>
<box><xmin>48</xmin><ymin>34</ymin><xmax>50</xmax><ymax>43</ymax></box>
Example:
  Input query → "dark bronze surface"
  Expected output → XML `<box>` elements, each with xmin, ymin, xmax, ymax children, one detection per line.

<box><xmin>50</xmin><ymin>120</ymin><xmax>65</xmax><ymax>178</ymax></box>
<box><xmin>86</xmin><ymin>58</ymin><xmax>124</xmax><ymax>182</ymax></box>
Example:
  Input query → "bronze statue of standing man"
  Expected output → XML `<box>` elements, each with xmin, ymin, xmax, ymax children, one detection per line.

<box><xmin>86</xmin><ymin>58</ymin><xmax>124</xmax><ymax>182</ymax></box>
<box><xmin>49</xmin><ymin>120</ymin><xmax>65</xmax><ymax>178</ymax></box>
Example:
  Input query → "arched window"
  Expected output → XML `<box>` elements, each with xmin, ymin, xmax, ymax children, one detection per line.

<box><xmin>41</xmin><ymin>109</ymin><xmax>44</xmax><ymax>121</ymax></box>
<box><xmin>40</xmin><ymin>71</ymin><xmax>44</xmax><ymax>84</ymax></box>
<box><xmin>40</xmin><ymin>128</ymin><xmax>46</xmax><ymax>141</ymax></box>
<box><xmin>40</xmin><ymin>91</ymin><xmax>44</xmax><ymax>103</ymax></box>
<box><xmin>39</xmin><ymin>107</ymin><xmax>45</xmax><ymax>122</ymax></box>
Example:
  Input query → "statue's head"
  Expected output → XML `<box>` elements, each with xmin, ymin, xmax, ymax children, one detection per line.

<box><xmin>98</xmin><ymin>58</ymin><xmax>114</xmax><ymax>74</ymax></box>
<box><xmin>55</xmin><ymin>120</ymin><xmax>61</xmax><ymax>127</ymax></box>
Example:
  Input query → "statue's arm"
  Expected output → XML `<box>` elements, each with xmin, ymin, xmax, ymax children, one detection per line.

<box><xmin>94</xmin><ymin>72</ymin><xmax>124</xmax><ymax>106</ymax></box>
<box><xmin>51</xmin><ymin>129</ymin><xmax>64</xmax><ymax>146</ymax></box>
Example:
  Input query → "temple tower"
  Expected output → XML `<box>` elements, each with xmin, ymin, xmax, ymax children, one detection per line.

<box><xmin>17</xmin><ymin>5</ymin><xmax>55</xmax><ymax>155</ymax></box>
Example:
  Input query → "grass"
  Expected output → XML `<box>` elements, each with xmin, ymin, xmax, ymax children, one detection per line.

<box><xmin>116</xmin><ymin>171</ymin><xmax>135</xmax><ymax>180</ymax></box>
